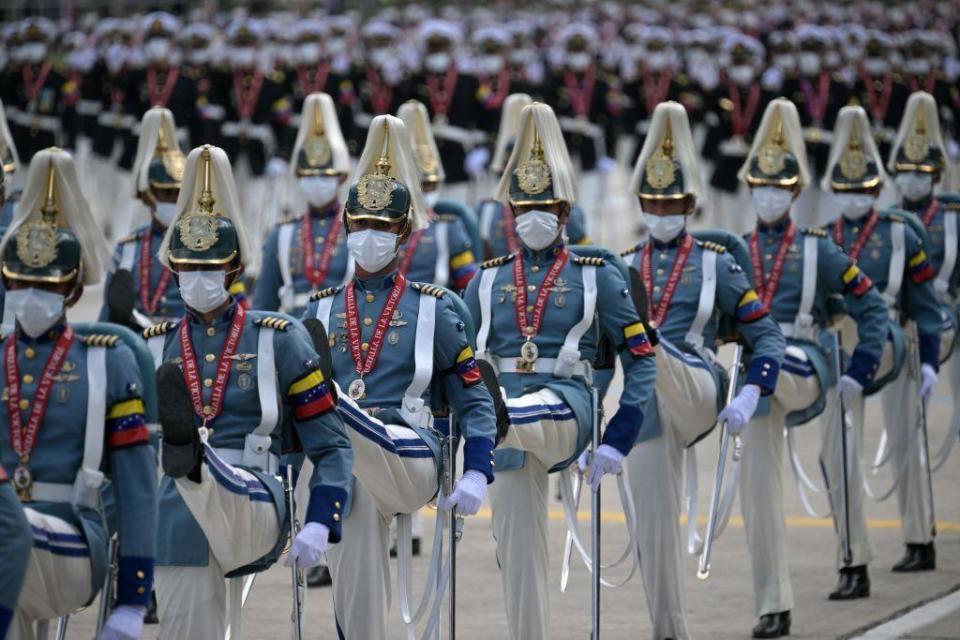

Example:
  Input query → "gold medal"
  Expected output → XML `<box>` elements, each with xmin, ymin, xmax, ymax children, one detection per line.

<box><xmin>348</xmin><ymin>378</ymin><xmax>366</xmax><ymax>400</ymax></box>
<box><xmin>13</xmin><ymin>465</ymin><xmax>32</xmax><ymax>501</ymax></box>
<box><xmin>520</xmin><ymin>340</ymin><xmax>539</xmax><ymax>364</ymax></box>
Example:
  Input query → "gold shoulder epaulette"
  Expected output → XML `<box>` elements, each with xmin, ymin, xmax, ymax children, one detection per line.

<box><xmin>887</xmin><ymin>212</ymin><xmax>904</xmax><ymax>223</ymax></box>
<box><xmin>800</xmin><ymin>227</ymin><xmax>828</xmax><ymax>237</ymax></box>
<box><xmin>438</xmin><ymin>213</ymin><xmax>459</xmax><ymax>222</ymax></box>
<box><xmin>310</xmin><ymin>286</ymin><xmax>343</xmax><ymax>301</ymax></box>
<box><xmin>699</xmin><ymin>240</ymin><xmax>727</xmax><ymax>254</ymax></box>
<box><xmin>481</xmin><ymin>254</ymin><xmax>515</xmax><ymax>269</ymax></box>
<box><xmin>269</xmin><ymin>70</ymin><xmax>286</xmax><ymax>83</ymax></box>
<box><xmin>118</xmin><ymin>230</ymin><xmax>142</xmax><ymax>244</ymax></box>
<box><xmin>945</xmin><ymin>202</ymin><xmax>960</xmax><ymax>211</ymax></box>
<box><xmin>573</xmin><ymin>255</ymin><xmax>605</xmax><ymax>266</ymax></box>
<box><xmin>412</xmin><ymin>282</ymin><xmax>446</xmax><ymax>298</ymax></box>
<box><xmin>620</xmin><ymin>245</ymin><xmax>640</xmax><ymax>257</ymax></box>
<box><xmin>83</xmin><ymin>334</ymin><xmax>119</xmax><ymax>348</ymax></box>
<box><xmin>256</xmin><ymin>316</ymin><xmax>291</xmax><ymax>331</ymax></box>
<box><xmin>142</xmin><ymin>321</ymin><xmax>178</xmax><ymax>339</ymax></box>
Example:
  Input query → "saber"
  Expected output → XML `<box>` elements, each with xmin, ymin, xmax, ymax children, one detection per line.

<box><xmin>96</xmin><ymin>535</ymin><xmax>119</xmax><ymax>633</ymax></box>
<box><xmin>590</xmin><ymin>385</ymin><xmax>601</xmax><ymax>639</ymax></box>
<box><xmin>447</xmin><ymin>418</ymin><xmax>462</xmax><ymax>640</ymax></box>
<box><xmin>834</xmin><ymin>330</ymin><xmax>853</xmax><ymax>567</ymax></box>
<box><xmin>911</xmin><ymin>324</ymin><xmax>937</xmax><ymax>538</ymax></box>
<box><xmin>697</xmin><ymin>344</ymin><xmax>743</xmax><ymax>580</ymax></box>
<box><xmin>560</xmin><ymin>469</ymin><xmax>583</xmax><ymax>592</ymax></box>
<box><xmin>286</xmin><ymin>464</ymin><xmax>304</xmax><ymax>640</ymax></box>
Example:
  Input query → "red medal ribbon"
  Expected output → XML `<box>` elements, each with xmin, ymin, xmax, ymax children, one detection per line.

<box><xmin>501</xmin><ymin>204</ymin><xmax>520</xmax><ymax>254</ymax></box>
<box><xmin>729</xmin><ymin>82</ymin><xmax>762</xmax><ymax>136</ymax></box>
<box><xmin>22</xmin><ymin>62</ymin><xmax>52</xmax><ymax>104</ymax></box>
<box><xmin>563</xmin><ymin>66</ymin><xmax>596</xmax><ymax>118</ymax></box>
<box><xmin>366</xmin><ymin>68</ymin><xmax>394</xmax><ymax>114</ymax></box>
<box><xmin>512</xmin><ymin>249</ymin><xmax>569</xmax><ymax>338</ymax></box>
<box><xmin>232</xmin><ymin>70</ymin><xmax>264</xmax><ymax>121</ymax></box>
<box><xmin>344</xmin><ymin>275</ymin><xmax>406</xmax><ymax>377</ymax></box>
<box><xmin>833</xmin><ymin>210</ymin><xmax>878</xmax><ymax>261</ymax></box>
<box><xmin>922</xmin><ymin>198</ymin><xmax>940</xmax><ymax>227</ymax></box>
<box><xmin>643</xmin><ymin>69</ymin><xmax>673</xmax><ymax>115</ymax></box>
<box><xmin>859</xmin><ymin>68</ymin><xmax>893</xmax><ymax>124</ymax></box>
<box><xmin>750</xmin><ymin>222</ymin><xmax>797</xmax><ymax>308</ymax></box>
<box><xmin>909</xmin><ymin>71</ymin><xmax>936</xmax><ymax>95</ymax></box>
<box><xmin>426</xmin><ymin>66</ymin><xmax>459</xmax><ymax>118</ymax></box>
<box><xmin>301</xmin><ymin>210</ymin><xmax>344</xmax><ymax>287</ymax></box>
<box><xmin>179</xmin><ymin>306</ymin><xmax>246</xmax><ymax>424</ymax></box>
<box><xmin>297</xmin><ymin>63</ymin><xmax>330</xmax><ymax>97</ymax></box>
<box><xmin>147</xmin><ymin>65</ymin><xmax>179</xmax><ymax>107</ymax></box>
<box><xmin>478</xmin><ymin>67</ymin><xmax>511</xmax><ymax>110</ymax></box>
<box><xmin>641</xmin><ymin>234</ymin><xmax>694</xmax><ymax>327</ymax></box>
<box><xmin>799</xmin><ymin>71</ymin><xmax>831</xmax><ymax>126</ymax></box>
<box><xmin>139</xmin><ymin>231</ymin><xmax>173</xmax><ymax>315</ymax></box>
<box><xmin>6</xmin><ymin>327</ymin><xmax>75</xmax><ymax>463</ymax></box>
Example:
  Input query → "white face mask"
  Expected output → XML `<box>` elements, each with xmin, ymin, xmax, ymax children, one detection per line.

<box><xmin>864</xmin><ymin>57</ymin><xmax>889</xmax><ymax>75</ymax></box>
<box><xmin>369</xmin><ymin>47</ymin><xmax>392</xmax><ymax>69</ymax></box>
<box><xmin>21</xmin><ymin>43</ymin><xmax>47</xmax><ymax>64</ymax></box>
<box><xmin>836</xmin><ymin>192</ymin><xmax>875</xmax><ymax>220</ymax></box>
<box><xmin>729</xmin><ymin>64</ymin><xmax>754</xmax><ymax>85</ymax></box>
<box><xmin>752</xmin><ymin>186</ymin><xmax>794</xmax><ymax>223</ymax></box>
<box><xmin>179</xmin><ymin>270</ymin><xmax>229</xmax><ymax>313</ymax></box>
<box><xmin>642</xmin><ymin>213</ymin><xmax>686</xmax><ymax>242</ymax></box>
<box><xmin>647</xmin><ymin>52</ymin><xmax>669</xmax><ymax>71</ymax></box>
<box><xmin>896</xmin><ymin>171</ymin><xmax>934</xmax><ymax>201</ymax></box>
<box><xmin>299</xmin><ymin>176</ymin><xmax>339</xmax><ymax>207</ymax></box>
<box><xmin>906</xmin><ymin>58</ymin><xmax>931</xmax><ymax>75</ymax></box>
<box><xmin>425</xmin><ymin>52</ymin><xmax>451</xmax><ymax>73</ymax></box>
<box><xmin>515</xmin><ymin>209</ymin><xmax>561</xmax><ymax>251</ymax></box>
<box><xmin>798</xmin><ymin>52</ymin><xmax>821</xmax><ymax>75</ymax></box>
<box><xmin>423</xmin><ymin>191</ymin><xmax>440</xmax><ymax>209</ymax></box>
<box><xmin>7</xmin><ymin>288</ymin><xmax>65</xmax><ymax>338</ymax></box>
<box><xmin>347</xmin><ymin>229</ymin><xmax>399</xmax><ymax>273</ymax></box>
<box><xmin>232</xmin><ymin>47</ymin><xmax>256</xmax><ymax>68</ymax></box>
<box><xmin>478</xmin><ymin>54</ymin><xmax>504</xmax><ymax>75</ymax></box>
<box><xmin>187</xmin><ymin>48</ymin><xmax>209</xmax><ymax>65</ymax></box>
<box><xmin>154</xmin><ymin>201</ymin><xmax>177</xmax><ymax>226</ymax></box>
<box><xmin>566</xmin><ymin>52</ymin><xmax>592</xmax><ymax>71</ymax></box>
<box><xmin>327</xmin><ymin>38</ymin><xmax>346</xmax><ymax>56</ymax></box>
<box><xmin>145</xmin><ymin>38</ymin><xmax>171</xmax><ymax>62</ymax></box>
<box><xmin>298</xmin><ymin>42</ymin><xmax>321</xmax><ymax>65</ymax></box>
<box><xmin>774</xmin><ymin>54</ymin><xmax>796</xmax><ymax>72</ymax></box>
<box><xmin>105</xmin><ymin>44</ymin><xmax>127</xmax><ymax>74</ymax></box>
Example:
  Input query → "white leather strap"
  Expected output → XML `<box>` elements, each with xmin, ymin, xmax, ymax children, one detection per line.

<box><xmin>479</xmin><ymin>201</ymin><xmax>499</xmax><ymax>241</ymax></box>
<box><xmin>434</xmin><ymin>221</ymin><xmax>450</xmax><ymax>287</ymax></box>
<box><xmin>476</xmin><ymin>266</ymin><xmax>499</xmax><ymax>357</ymax></box>
<box><xmin>313</xmin><ymin>295</ymin><xmax>335</xmax><ymax>331</ymax></box>
<box><xmin>490</xmin><ymin>355</ymin><xmax>593</xmax><ymax>381</ymax></box>
<box><xmin>277</xmin><ymin>223</ymin><xmax>296</xmax><ymax>312</ymax></box>
<box><xmin>935</xmin><ymin>211</ymin><xmax>957</xmax><ymax>298</ymax></box>
<box><xmin>555</xmin><ymin>265</ymin><xmax>597</xmax><ymax>378</ymax></box>
<box><xmin>148</xmin><ymin>334</ymin><xmax>166</xmax><ymax>369</ymax></box>
<box><xmin>27</xmin><ymin>482</ymin><xmax>73</xmax><ymax>503</ymax></box>
<box><xmin>881</xmin><ymin>219</ymin><xmax>905</xmax><ymax>308</ymax></box>
<box><xmin>213</xmin><ymin>447</ymin><xmax>279</xmax><ymax>475</ymax></box>
<box><xmin>401</xmin><ymin>294</ymin><xmax>437</xmax><ymax>431</ymax></box>
<box><xmin>686</xmin><ymin>249</ymin><xmax>717</xmax><ymax>350</ymax></box>
<box><xmin>77</xmin><ymin>345</ymin><xmax>108</xmax><ymax>509</ymax></box>
<box><xmin>795</xmin><ymin>234</ymin><xmax>818</xmax><ymax>332</ymax></box>
<box><xmin>342</xmin><ymin>256</ymin><xmax>355</xmax><ymax>285</ymax></box>
<box><xmin>119</xmin><ymin>241</ymin><xmax>136</xmax><ymax>271</ymax></box>
<box><xmin>254</xmin><ymin>327</ymin><xmax>278</xmax><ymax>437</ymax></box>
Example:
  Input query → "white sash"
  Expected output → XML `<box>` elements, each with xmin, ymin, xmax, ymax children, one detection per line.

<box><xmin>686</xmin><ymin>249</ymin><xmax>718</xmax><ymax>351</ymax></box>
<box><xmin>882</xmin><ymin>220</ymin><xmax>906</xmax><ymax>309</ymax></box>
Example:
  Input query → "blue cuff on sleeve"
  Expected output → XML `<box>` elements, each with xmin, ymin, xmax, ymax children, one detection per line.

<box><xmin>306</xmin><ymin>485</ymin><xmax>348</xmax><ymax>543</ymax></box>
<box><xmin>463</xmin><ymin>436</ymin><xmax>495</xmax><ymax>484</ymax></box>
<box><xmin>846</xmin><ymin>346</ymin><xmax>881</xmax><ymax>387</ymax></box>
<box><xmin>0</xmin><ymin>606</ymin><xmax>13</xmax><ymax>637</ymax></box>
<box><xmin>745</xmin><ymin>355</ymin><xmax>780</xmax><ymax>395</ymax></box>
<box><xmin>602</xmin><ymin>404</ymin><xmax>645</xmax><ymax>457</ymax></box>
<box><xmin>115</xmin><ymin>556</ymin><xmax>154</xmax><ymax>608</ymax></box>
<box><xmin>919</xmin><ymin>332</ymin><xmax>940</xmax><ymax>371</ymax></box>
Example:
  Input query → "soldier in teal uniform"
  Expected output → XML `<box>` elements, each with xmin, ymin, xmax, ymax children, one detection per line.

<box><xmin>476</xmin><ymin>93</ymin><xmax>592</xmax><ymax>261</ymax></box>
<box><xmin>620</xmin><ymin>102</ymin><xmax>785</xmax><ymax>640</ymax></box>
<box><xmin>146</xmin><ymin>145</ymin><xmax>353</xmax><ymax>640</ymax></box>
<box><xmin>0</xmin><ymin>464</ymin><xmax>32</xmax><ymax>639</ymax></box>
<box><xmin>395</xmin><ymin>100</ymin><xmax>478</xmax><ymax>291</ymax></box>
<box><xmin>254</xmin><ymin>92</ymin><xmax>353</xmax><ymax>315</ymax></box>
<box><xmin>882</xmin><ymin>91</ymin><xmax>958</xmax><ymax>572</ymax></box>
<box><xmin>822</xmin><ymin>105</ymin><xmax>943</xmax><ymax>595</ymax></box>
<box><xmin>0</xmin><ymin>147</ymin><xmax>157</xmax><ymax>639</ymax></box>
<box><xmin>463</xmin><ymin>102</ymin><xmax>657</xmax><ymax>640</ymax></box>
<box><xmin>301</xmin><ymin>115</ymin><xmax>500</xmax><ymax>639</ymax></box>
<box><xmin>100</xmin><ymin>106</ymin><xmax>185</xmax><ymax>329</ymax></box>
<box><xmin>0</xmin><ymin>111</ymin><xmax>22</xmax><ymax>329</ymax></box>
<box><xmin>736</xmin><ymin>99</ymin><xmax>889</xmax><ymax>639</ymax></box>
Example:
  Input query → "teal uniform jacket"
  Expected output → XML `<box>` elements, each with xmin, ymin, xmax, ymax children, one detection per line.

<box><xmin>301</xmin><ymin>272</ymin><xmax>497</xmax><ymax>487</ymax></box>
<box><xmin>0</xmin><ymin>466</ymin><xmax>32</xmax><ymax>635</ymax></box>
<box><xmin>253</xmin><ymin>204</ymin><xmax>352</xmax><ymax>315</ymax></box>
<box><xmin>743</xmin><ymin>222</ymin><xmax>889</xmax><ymax>425</ymax></box>
<box><xmin>622</xmin><ymin>232</ymin><xmax>785</xmax><ymax>399</ymax></box>
<box><xmin>398</xmin><ymin>209</ymin><xmax>478</xmax><ymax>292</ymax></box>
<box><xmin>99</xmin><ymin>224</ymin><xmax>184</xmax><ymax>323</ymax></box>
<box><xmin>0</xmin><ymin>324</ymin><xmax>157</xmax><ymax>607</ymax></box>
<box><xmin>475</xmin><ymin>199</ymin><xmax>591</xmax><ymax>260</ymax></box>
<box><xmin>464</xmin><ymin>240</ymin><xmax>657</xmax><ymax>471</ymax></box>
<box><xmin>831</xmin><ymin>209</ymin><xmax>942</xmax><ymax>370</ymax></box>
<box><xmin>148</xmin><ymin>303</ymin><xmax>353</xmax><ymax>571</ymax></box>
<box><xmin>904</xmin><ymin>193</ymin><xmax>960</xmax><ymax>299</ymax></box>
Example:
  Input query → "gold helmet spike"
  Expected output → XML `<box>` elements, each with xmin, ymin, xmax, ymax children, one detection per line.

<box><xmin>375</xmin><ymin>119</ymin><xmax>392</xmax><ymax>176</ymax></box>
<box><xmin>839</xmin><ymin>116</ymin><xmax>868</xmax><ymax>180</ymax></box>
<box><xmin>514</xmin><ymin>115</ymin><xmax>552</xmax><ymax>197</ymax></box>
<box><xmin>196</xmin><ymin>146</ymin><xmax>216</xmax><ymax>215</ymax></box>
<box><xmin>758</xmin><ymin>109</ymin><xmax>788</xmax><ymax>176</ymax></box>
<box><xmin>904</xmin><ymin>105</ymin><xmax>929</xmax><ymax>162</ymax></box>
<box><xmin>177</xmin><ymin>146</ymin><xmax>221</xmax><ymax>252</ymax></box>
<box><xmin>645</xmin><ymin>116</ymin><xmax>677</xmax><ymax>190</ymax></box>
<box><xmin>40</xmin><ymin>155</ymin><xmax>58</xmax><ymax>224</ymax></box>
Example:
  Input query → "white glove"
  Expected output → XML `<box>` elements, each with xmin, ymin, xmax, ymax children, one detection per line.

<box><xmin>717</xmin><ymin>384</ymin><xmax>761</xmax><ymax>435</ymax></box>
<box><xmin>284</xmin><ymin>522</ymin><xmax>330</xmax><ymax>569</ymax></box>
<box><xmin>438</xmin><ymin>470</ymin><xmax>487</xmax><ymax>516</ymax></box>
<box><xmin>918</xmin><ymin>363</ymin><xmax>938</xmax><ymax>401</ymax></box>
<box><xmin>584</xmin><ymin>444</ymin><xmax>624</xmax><ymax>491</ymax></box>
<box><xmin>266</xmin><ymin>157</ymin><xmax>289</xmax><ymax>178</ymax></box>
<box><xmin>464</xmin><ymin>147</ymin><xmax>491</xmax><ymax>177</ymax></box>
<box><xmin>838</xmin><ymin>374</ymin><xmax>863</xmax><ymax>405</ymax></box>
<box><xmin>596</xmin><ymin>156</ymin><xmax>618</xmax><ymax>174</ymax></box>
<box><xmin>99</xmin><ymin>605</ymin><xmax>146</xmax><ymax>640</ymax></box>
<box><xmin>576</xmin><ymin>448</ymin><xmax>591</xmax><ymax>474</ymax></box>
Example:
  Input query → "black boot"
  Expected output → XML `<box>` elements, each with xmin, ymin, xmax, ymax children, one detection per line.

<box><xmin>306</xmin><ymin>565</ymin><xmax>332</xmax><ymax>588</ymax></box>
<box><xmin>106</xmin><ymin>269</ymin><xmax>141</xmax><ymax>332</ymax></box>
<box><xmin>144</xmin><ymin>591</ymin><xmax>159</xmax><ymax>624</ymax></box>
<box><xmin>477</xmin><ymin>359</ymin><xmax>509</xmax><ymax>444</ymax></box>
<box><xmin>892</xmin><ymin>542</ymin><xmax>936</xmax><ymax>572</ymax></box>
<box><xmin>829</xmin><ymin>565</ymin><xmax>870</xmax><ymax>600</ymax></box>
<box><xmin>157</xmin><ymin>361</ymin><xmax>202</xmax><ymax>481</ymax></box>
<box><xmin>752</xmin><ymin>611</ymin><xmax>791</xmax><ymax>638</ymax></box>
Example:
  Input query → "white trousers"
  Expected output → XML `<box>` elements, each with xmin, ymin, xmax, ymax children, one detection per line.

<box><xmin>156</xmin><ymin>446</ymin><xmax>281</xmax><ymax>640</ymax></box>
<box><xmin>490</xmin><ymin>388</ymin><xmax>580</xmax><ymax>640</ymax></box>
<box><xmin>9</xmin><ymin>509</ymin><xmax>93</xmax><ymax>640</ymax></box>
<box><xmin>328</xmin><ymin>394</ymin><xmax>438</xmax><ymax>638</ymax></box>
<box><xmin>740</xmin><ymin>366</ymin><xmax>820</xmax><ymax>617</ymax></box>
<box><xmin>623</xmin><ymin>343</ymin><xmax>718</xmax><ymax>639</ymax></box>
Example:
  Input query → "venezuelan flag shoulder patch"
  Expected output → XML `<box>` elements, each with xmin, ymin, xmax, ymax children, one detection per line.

<box><xmin>456</xmin><ymin>345</ymin><xmax>482</xmax><ymax>386</ymax></box>
<box><xmin>289</xmin><ymin>369</ymin><xmax>335</xmax><ymax>420</ymax></box>
<box><xmin>842</xmin><ymin>263</ymin><xmax>873</xmax><ymax>298</ymax></box>
<box><xmin>624</xmin><ymin>322</ymin><xmax>654</xmax><ymax>357</ymax></box>
<box><xmin>106</xmin><ymin>398</ymin><xmax>149</xmax><ymax>448</ymax></box>
<box><xmin>908</xmin><ymin>249</ymin><xmax>935</xmax><ymax>284</ymax></box>
<box><xmin>736</xmin><ymin>289</ymin><xmax>768</xmax><ymax>323</ymax></box>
